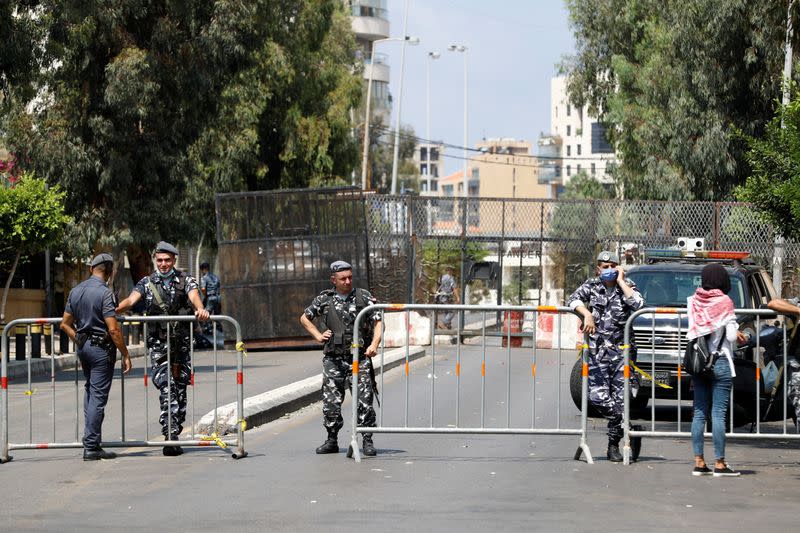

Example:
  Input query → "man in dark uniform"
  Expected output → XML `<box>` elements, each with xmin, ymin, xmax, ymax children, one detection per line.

<box><xmin>300</xmin><ymin>260</ymin><xmax>383</xmax><ymax>456</ymax></box>
<box><xmin>60</xmin><ymin>253</ymin><xmax>132</xmax><ymax>460</ymax></box>
<box><xmin>568</xmin><ymin>250</ymin><xmax>644</xmax><ymax>462</ymax></box>
<box><xmin>435</xmin><ymin>265</ymin><xmax>460</xmax><ymax>329</ymax></box>
<box><xmin>116</xmin><ymin>241</ymin><xmax>209</xmax><ymax>456</ymax></box>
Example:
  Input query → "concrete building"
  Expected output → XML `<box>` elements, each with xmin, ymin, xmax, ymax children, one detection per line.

<box><xmin>434</xmin><ymin>138</ymin><xmax>553</xmax><ymax>232</ymax></box>
<box><xmin>543</xmin><ymin>76</ymin><xmax>617</xmax><ymax>190</ymax></box>
<box><xmin>350</xmin><ymin>0</ymin><xmax>392</xmax><ymax>128</ymax></box>
<box><xmin>413</xmin><ymin>142</ymin><xmax>445</xmax><ymax>194</ymax></box>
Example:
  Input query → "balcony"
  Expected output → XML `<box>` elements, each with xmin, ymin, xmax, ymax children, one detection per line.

<box><xmin>351</xmin><ymin>1</ymin><xmax>390</xmax><ymax>41</ymax></box>
<box><xmin>363</xmin><ymin>53</ymin><xmax>390</xmax><ymax>83</ymax></box>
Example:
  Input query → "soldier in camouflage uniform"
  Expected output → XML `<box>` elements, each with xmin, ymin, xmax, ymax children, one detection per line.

<box><xmin>767</xmin><ymin>297</ymin><xmax>800</xmax><ymax>432</ymax></box>
<box><xmin>117</xmin><ymin>242</ymin><xmax>210</xmax><ymax>456</ymax></box>
<box><xmin>300</xmin><ymin>260</ymin><xmax>383</xmax><ymax>456</ymax></box>
<box><xmin>199</xmin><ymin>262</ymin><xmax>221</xmax><ymax>337</ymax></box>
<box><xmin>568</xmin><ymin>251</ymin><xmax>644</xmax><ymax>462</ymax></box>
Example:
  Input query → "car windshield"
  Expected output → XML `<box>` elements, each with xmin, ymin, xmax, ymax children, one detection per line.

<box><xmin>627</xmin><ymin>270</ymin><xmax>746</xmax><ymax>308</ymax></box>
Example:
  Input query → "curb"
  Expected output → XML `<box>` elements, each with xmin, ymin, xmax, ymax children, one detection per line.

<box><xmin>5</xmin><ymin>346</ymin><xmax>147</xmax><ymax>380</ymax></box>
<box><xmin>196</xmin><ymin>346</ymin><xmax>427</xmax><ymax>435</ymax></box>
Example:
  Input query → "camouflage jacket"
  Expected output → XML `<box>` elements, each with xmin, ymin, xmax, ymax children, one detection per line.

<box><xmin>304</xmin><ymin>288</ymin><xmax>380</xmax><ymax>355</ymax></box>
<box><xmin>568</xmin><ymin>277</ymin><xmax>644</xmax><ymax>347</ymax></box>
<box><xmin>134</xmin><ymin>270</ymin><xmax>199</xmax><ymax>335</ymax></box>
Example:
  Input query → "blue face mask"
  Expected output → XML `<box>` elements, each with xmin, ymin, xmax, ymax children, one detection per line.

<box><xmin>158</xmin><ymin>268</ymin><xmax>175</xmax><ymax>280</ymax></box>
<box><xmin>599</xmin><ymin>267</ymin><xmax>618</xmax><ymax>282</ymax></box>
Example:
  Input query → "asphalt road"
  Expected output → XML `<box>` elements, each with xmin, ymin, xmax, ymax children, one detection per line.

<box><xmin>2</xmin><ymin>344</ymin><xmax>800</xmax><ymax>531</ymax></box>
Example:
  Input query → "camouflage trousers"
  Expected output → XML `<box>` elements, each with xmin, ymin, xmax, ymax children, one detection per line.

<box><xmin>148</xmin><ymin>334</ymin><xmax>192</xmax><ymax>439</ymax></box>
<box><xmin>587</xmin><ymin>345</ymin><xmax>634</xmax><ymax>444</ymax></box>
<box><xmin>322</xmin><ymin>354</ymin><xmax>376</xmax><ymax>438</ymax></box>
<box><xmin>789</xmin><ymin>366</ymin><xmax>800</xmax><ymax>431</ymax></box>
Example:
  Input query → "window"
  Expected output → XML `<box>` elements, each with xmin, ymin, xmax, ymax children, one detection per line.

<box><xmin>577</xmin><ymin>164</ymin><xmax>581</xmax><ymax>173</ymax></box>
<box><xmin>577</xmin><ymin>144</ymin><xmax>581</xmax><ymax>155</ymax></box>
<box><xmin>420</xmin><ymin>164</ymin><xmax>428</xmax><ymax>175</ymax></box>
<box><xmin>555</xmin><ymin>165</ymin><xmax>562</xmax><ymax>177</ymax></box>
<box><xmin>471</xmin><ymin>167</ymin><xmax>479</xmax><ymax>180</ymax></box>
<box><xmin>420</xmin><ymin>147</ymin><xmax>428</xmax><ymax>160</ymax></box>
<box><xmin>591</xmin><ymin>122</ymin><xmax>614</xmax><ymax>153</ymax></box>
<box><xmin>566</xmin><ymin>125</ymin><xmax>571</xmax><ymax>137</ymax></box>
<box><xmin>432</xmin><ymin>165</ymin><xmax>439</xmax><ymax>178</ymax></box>
<box><xmin>591</xmin><ymin>163</ymin><xmax>596</xmax><ymax>175</ymax></box>
<box><xmin>566</xmin><ymin>165</ymin><xmax>571</xmax><ymax>176</ymax></box>
<box><xmin>566</xmin><ymin>145</ymin><xmax>571</xmax><ymax>156</ymax></box>
<box><xmin>431</xmin><ymin>180</ymin><xmax>438</xmax><ymax>191</ymax></box>
<box><xmin>566</xmin><ymin>104</ymin><xmax>571</xmax><ymax>116</ymax></box>
<box><xmin>430</xmin><ymin>148</ymin><xmax>439</xmax><ymax>161</ymax></box>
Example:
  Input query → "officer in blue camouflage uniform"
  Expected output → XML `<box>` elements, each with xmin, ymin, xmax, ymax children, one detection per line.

<box><xmin>767</xmin><ymin>297</ymin><xmax>800</xmax><ymax>432</ymax></box>
<box><xmin>568</xmin><ymin>250</ymin><xmax>644</xmax><ymax>462</ymax></box>
<box><xmin>199</xmin><ymin>262</ymin><xmax>221</xmax><ymax>336</ymax></box>
<box><xmin>117</xmin><ymin>242</ymin><xmax>210</xmax><ymax>456</ymax></box>
<box><xmin>300</xmin><ymin>260</ymin><xmax>383</xmax><ymax>456</ymax></box>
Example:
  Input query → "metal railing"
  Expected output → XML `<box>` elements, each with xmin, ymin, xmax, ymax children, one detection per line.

<box><xmin>347</xmin><ymin>303</ymin><xmax>593</xmax><ymax>464</ymax></box>
<box><xmin>621</xmin><ymin>308</ymin><xmax>799</xmax><ymax>465</ymax></box>
<box><xmin>1</xmin><ymin>315</ymin><xmax>247</xmax><ymax>463</ymax></box>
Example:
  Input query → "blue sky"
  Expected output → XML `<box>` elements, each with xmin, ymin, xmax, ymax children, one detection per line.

<box><xmin>383</xmin><ymin>0</ymin><xmax>575</xmax><ymax>174</ymax></box>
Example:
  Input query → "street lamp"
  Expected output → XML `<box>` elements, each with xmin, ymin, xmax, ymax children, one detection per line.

<box><xmin>447</xmin><ymin>43</ymin><xmax>468</xmax><ymax>197</ymax></box>
<box><xmin>360</xmin><ymin>35</ymin><xmax>420</xmax><ymax>191</ymax></box>
<box><xmin>425</xmin><ymin>51</ymin><xmax>440</xmax><ymax>193</ymax></box>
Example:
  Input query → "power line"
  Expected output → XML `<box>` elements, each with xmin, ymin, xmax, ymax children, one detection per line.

<box><xmin>373</xmin><ymin>138</ymin><xmax>615</xmax><ymax>172</ymax></box>
<box><xmin>372</xmin><ymin>124</ymin><xmax>617</xmax><ymax>162</ymax></box>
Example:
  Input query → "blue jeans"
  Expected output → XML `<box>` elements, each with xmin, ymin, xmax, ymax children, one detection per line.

<box><xmin>691</xmin><ymin>357</ymin><xmax>733</xmax><ymax>460</ymax></box>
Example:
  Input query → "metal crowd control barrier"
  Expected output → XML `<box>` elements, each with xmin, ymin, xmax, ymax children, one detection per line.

<box><xmin>1</xmin><ymin>315</ymin><xmax>247</xmax><ymax>463</ymax></box>
<box><xmin>348</xmin><ymin>303</ymin><xmax>593</xmax><ymax>464</ymax></box>
<box><xmin>622</xmin><ymin>308</ymin><xmax>800</xmax><ymax>465</ymax></box>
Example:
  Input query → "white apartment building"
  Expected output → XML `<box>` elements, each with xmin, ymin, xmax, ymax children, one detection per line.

<box><xmin>540</xmin><ymin>76</ymin><xmax>617</xmax><ymax>190</ymax></box>
<box><xmin>413</xmin><ymin>142</ymin><xmax>445</xmax><ymax>194</ymax></box>
<box><xmin>350</xmin><ymin>0</ymin><xmax>392</xmax><ymax>129</ymax></box>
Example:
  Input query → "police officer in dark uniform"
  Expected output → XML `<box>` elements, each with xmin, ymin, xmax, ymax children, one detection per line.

<box><xmin>60</xmin><ymin>253</ymin><xmax>132</xmax><ymax>460</ymax></box>
<box><xmin>116</xmin><ymin>241</ymin><xmax>209</xmax><ymax>456</ymax></box>
<box><xmin>300</xmin><ymin>260</ymin><xmax>383</xmax><ymax>456</ymax></box>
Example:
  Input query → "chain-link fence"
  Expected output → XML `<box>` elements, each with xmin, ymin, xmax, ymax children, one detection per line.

<box><xmin>215</xmin><ymin>189</ymin><xmax>800</xmax><ymax>342</ymax></box>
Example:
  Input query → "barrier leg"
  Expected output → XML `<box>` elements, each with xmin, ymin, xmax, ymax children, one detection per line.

<box><xmin>2</xmin><ymin>330</ymin><xmax>11</xmax><ymax>463</ymax></box>
<box><xmin>574</xmin><ymin>336</ymin><xmax>594</xmax><ymax>464</ymax></box>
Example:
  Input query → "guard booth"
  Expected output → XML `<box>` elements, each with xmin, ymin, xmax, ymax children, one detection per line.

<box><xmin>214</xmin><ymin>187</ymin><xmax>371</xmax><ymax>347</ymax></box>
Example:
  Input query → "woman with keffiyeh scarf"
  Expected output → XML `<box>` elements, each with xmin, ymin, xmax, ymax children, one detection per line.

<box><xmin>687</xmin><ymin>263</ymin><xmax>746</xmax><ymax>477</ymax></box>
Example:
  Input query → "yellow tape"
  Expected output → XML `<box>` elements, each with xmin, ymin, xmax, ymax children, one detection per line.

<box><xmin>240</xmin><ymin>419</ymin><xmax>247</xmax><ymax>431</ymax></box>
<box><xmin>24</xmin><ymin>389</ymin><xmax>37</xmax><ymax>396</ymax></box>
<box><xmin>200</xmin><ymin>432</ymin><xmax>228</xmax><ymax>449</ymax></box>
<box><xmin>235</xmin><ymin>341</ymin><xmax>247</xmax><ymax>357</ymax></box>
<box><xmin>631</xmin><ymin>363</ymin><xmax>673</xmax><ymax>389</ymax></box>
<box><xmin>619</xmin><ymin>344</ymin><xmax>630</xmax><ymax>350</ymax></box>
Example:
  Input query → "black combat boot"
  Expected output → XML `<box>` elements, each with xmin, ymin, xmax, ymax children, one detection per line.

<box><xmin>315</xmin><ymin>432</ymin><xmax>339</xmax><ymax>454</ymax></box>
<box><xmin>630</xmin><ymin>425</ymin><xmax>643</xmax><ymax>462</ymax></box>
<box><xmin>83</xmin><ymin>447</ymin><xmax>117</xmax><ymax>461</ymax></box>
<box><xmin>362</xmin><ymin>435</ymin><xmax>376</xmax><ymax>457</ymax></box>
<box><xmin>607</xmin><ymin>442</ymin><xmax>623</xmax><ymax>463</ymax></box>
<box><xmin>163</xmin><ymin>434</ymin><xmax>184</xmax><ymax>456</ymax></box>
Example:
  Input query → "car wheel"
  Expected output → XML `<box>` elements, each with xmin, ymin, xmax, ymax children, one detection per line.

<box><xmin>569</xmin><ymin>358</ymin><xmax>601</xmax><ymax>417</ymax></box>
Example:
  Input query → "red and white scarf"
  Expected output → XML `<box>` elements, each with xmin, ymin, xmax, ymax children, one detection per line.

<box><xmin>686</xmin><ymin>288</ymin><xmax>735</xmax><ymax>340</ymax></box>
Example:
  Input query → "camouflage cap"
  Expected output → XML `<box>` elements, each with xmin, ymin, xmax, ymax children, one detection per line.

<box><xmin>154</xmin><ymin>241</ymin><xmax>179</xmax><ymax>256</ymax></box>
<box><xmin>330</xmin><ymin>260</ymin><xmax>352</xmax><ymax>273</ymax></box>
<box><xmin>596</xmin><ymin>250</ymin><xmax>619</xmax><ymax>264</ymax></box>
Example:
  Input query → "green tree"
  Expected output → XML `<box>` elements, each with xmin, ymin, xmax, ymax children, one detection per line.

<box><xmin>0</xmin><ymin>174</ymin><xmax>71</xmax><ymax>320</ymax></box>
<box><xmin>2</xmin><ymin>1</ymin><xmax>361</xmax><ymax>281</ymax></box>
<box><xmin>737</xmin><ymin>96</ymin><xmax>800</xmax><ymax>240</ymax></box>
<box><xmin>564</xmin><ymin>0</ymin><xmax>792</xmax><ymax>200</ymax></box>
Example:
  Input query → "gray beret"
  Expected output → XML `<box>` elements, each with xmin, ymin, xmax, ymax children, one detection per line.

<box><xmin>330</xmin><ymin>260</ymin><xmax>352</xmax><ymax>273</ymax></box>
<box><xmin>154</xmin><ymin>241</ymin><xmax>179</xmax><ymax>255</ymax></box>
<box><xmin>596</xmin><ymin>250</ymin><xmax>619</xmax><ymax>264</ymax></box>
<box><xmin>90</xmin><ymin>253</ymin><xmax>114</xmax><ymax>268</ymax></box>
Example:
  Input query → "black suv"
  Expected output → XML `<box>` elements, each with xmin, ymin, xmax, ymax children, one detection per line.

<box><xmin>569</xmin><ymin>253</ymin><xmax>791</xmax><ymax>425</ymax></box>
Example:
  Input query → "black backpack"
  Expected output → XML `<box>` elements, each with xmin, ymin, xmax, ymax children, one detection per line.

<box><xmin>683</xmin><ymin>332</ymin><xmax>724</xmax><ymax>378</ymax></box>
